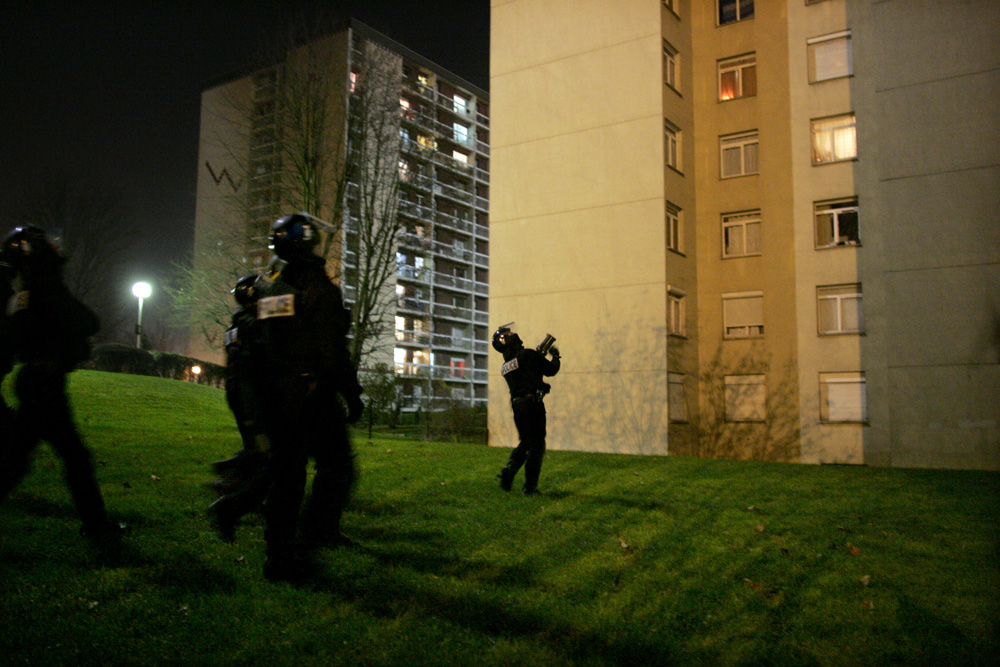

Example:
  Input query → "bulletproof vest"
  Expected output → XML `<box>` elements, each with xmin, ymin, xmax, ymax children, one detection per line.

<box><xmin>224</xmin><ymin>306</ymin><xmax>259</xmax><ymax>375</ymax></box>
<box><xmin>6</xmin><ymin>276</ymin><xmax>98</xmax><ymax>368</ymax></box>
<box><xmin>500</xmin><ymin>347</ymin><xmax>546</xmax><ymax>399</ymax></box>
<box><xmin>254</xmin><ymin>273</ymin><xmax>311</xmax><ymax>376</ymax></box>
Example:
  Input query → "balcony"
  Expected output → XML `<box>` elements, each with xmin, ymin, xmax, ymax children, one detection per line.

<box><xmin>433</xmin><ymin>303</ymin><xmax>473</xmax><ymax>322</ymax></box>
<box><xmin>476</xmin><ymin>141</ymin><xmax>490</xmax><ymax>156</ymax></box>
<box><xmin>474</xmin><ymin>167</ymin><xmax>489</xmax><ymax>184</ymax></box>
<box><xmin>434</xmin><ymin>273</ymin><xmax>474</xmax><ymax>293</ymax></box>
<box><xmin>474</xmin><ymin>222</ymin><xmax>489</xmax><ymax>239</ymax></box>
<box><xmin>431</xmin><ymin>333</ymin><xmax>475</xmax><ymax>352</ymax></box>
<box><xmin>431</xmin><ymin>150</ymin><xmax>474</xmax><ymax>177</ymax></box>
<box><xmin>398</xmin><ymin>199</ymin><xmax>435</xmax><ymax>221</ymax></box>
<box><xmin>433</xmin><ymin>182</ymin><xmax>474</xmax><ymax>205</ymax></box>
<box><xmin>434</xmin><ymin>210</ymin><xmax>473</xmax><ymax>235</ymax></box>
<box><xmin>397</xmin><ymin>264</ymin><xmax>429</xmax><ymax>283</ymax></box>
<box><xmin>397</xmin><ymin>296</ymin><xmax>430</xmax><ymax>314</ymax></box>
<box><xmin>431</xmin><ymin>239</ymin><xmax>473</xmax><ymax>263</ymax></box>
<box><xmin>395</xmin><ymin>329</ymin><xmax>431</xmax><ymax>346</ymax></box>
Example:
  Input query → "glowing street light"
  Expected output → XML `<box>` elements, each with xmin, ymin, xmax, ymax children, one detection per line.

<box><xmin>132</xmin><ymin>281</ymin><xmax>152</xmax><ymax>349</ymax></box>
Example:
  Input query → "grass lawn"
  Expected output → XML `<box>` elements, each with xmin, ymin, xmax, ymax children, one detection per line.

<box><xmin>1</xmin><ymin>370</ymin><xmax>997</xmax><ymax>666</ymax></box>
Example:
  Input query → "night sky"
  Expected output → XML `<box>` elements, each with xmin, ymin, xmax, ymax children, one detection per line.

<box><xmin>0</xmin><ymin>0</ymin><xmax>489</xmax><ymax>319</ymax></box>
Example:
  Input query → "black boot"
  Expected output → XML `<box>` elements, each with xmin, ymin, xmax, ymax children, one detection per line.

<box><xmin>498</xmin><ymin>466</ymin><xmax>516</xmax><ymax>491</ymax></box>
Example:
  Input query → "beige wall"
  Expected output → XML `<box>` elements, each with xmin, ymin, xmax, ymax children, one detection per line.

<box><xmin>490</xmin><ymin>0</ymin><xmax>670</xmax><ymax>455</ymax></box>
<box><xmin>849</xmin><ymin>0</ymin><xmax>1000</xmax><ymax>469</ymax></box>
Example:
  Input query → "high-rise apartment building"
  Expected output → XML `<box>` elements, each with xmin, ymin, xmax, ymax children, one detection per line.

<box><xmin>489</xmin><ymin>0</ymin><xmax>999</xmax><ymax>469</ymax></box>
<box><xmin>193</xmin><ymin>20</ymin><xmax>490</xmax><ymax>409</ymax></box>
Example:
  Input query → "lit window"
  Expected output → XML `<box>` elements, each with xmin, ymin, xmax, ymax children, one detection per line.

<box><xmin>453</xmin><ymin>94</ymin><xmax>468</xmax><ymax>114</ymax></box>
<box><xmin>725</xmin><ymin>375</ymin><xmax>766</xmax><ymax>421</ymax></box>
<box><xmin>349</xmin><ymin>71</ymin><xmax>358</xmax><ymax>93</ymax></box>
<box><xmin>820</xmin><ymin>372</ymin><xmax>866</xmax><ymax>423</ymax></box>
<box><xmin>668</xmin><ymin>288</ymin><xmax>686</xmax><ymax>337</ymax></box>
<box><xmin>723</xmin><ymin>291</ymin><xmax>763</xmax><ymax>338</ymax></box>
<box><xmin>814</xmin><ymin>198</ymin><xmax>859</xmax><ymax>248</ymax></box>
<box><xmin>663</xmin><ymin>40</ymin><xmax>679</xmax><ymax>91</ymax></box>
<box><xmin>808</xmin><ymin>31</ymin><xmax>852</xmax><ymax>83</ymax></box>
<box><xmin>811</xmin><ymin>114</ymin><xmax>856</xmax><ymax>164</ymax></box>
<box><xmin>665</xmin><ymin>120</ymin><xmax>681</xmax><ymax>171</ymax></box>
<box><xmin>450</xmin><ymin>359</ymin><xmax>466</xmax><ymax>378</ymax></box>
<box><xmin>416</xmin><ymin>134</ymin><xmax>437</xmax><ymax>150</ymax></box>
<box><xmin>669</xmin><ymin>373</ymin><xmax>687</xmax><ymax>422</ymax></box>
<box><xmin>666</xmin><ymin>202</ymin><xmax>683</xmax><ymax>253</ymax></box>
<box><xmin>452</xmin><ymin>150</ymin><xmax>468</xmax><ymax>164</ymax></box>
<box><xmin>720</xmin><ymin>131</ymin><xmax>759</xmax><ymax>178</ymax></box>
<box><xmin>719</xmin><ymin>0</ymin><xmax>754</xmax><ymax>25</ymax></box>
<box><xmin>722</xmin><ymin>210</ymin><xmax>761</xmax><ymax>258</ymax></box>
<box><xmin>453</xmin><ymin>122</ymin><xmax>469</xmax><ymax>143</ymax></box>
<box><xmin>718</xmin><ymin>54</ymin><xmax>757</xmax><ymax>100</ymax></box>
<box><xmin>817</xmin><ymin>284</ymin><xmax>863</xmax><ymax>335</ymax></box>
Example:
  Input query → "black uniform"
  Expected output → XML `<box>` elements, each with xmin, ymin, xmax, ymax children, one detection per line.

<box><xmin>0</xmin><ymin>235</ymin><xmax>122</xmax><ymax>538</ymax></box>
<box><xmin>498</xmin><ymin>341</ymin><xmax>560</xmax><ymax>494</ymax></box>
<box><xmin>1</xmin><ymin>261</ymin><xmax>15</xmax><ymax>447</ymax></box>
<box><xmin>207</xmin><ymin>296</ymin><xmax>272</xmax><ymax>540</ymax></box>
<box><xmin>255</xmin><ymin>255</ymin><xmax>363</xmax><ymax>572</ymax></box>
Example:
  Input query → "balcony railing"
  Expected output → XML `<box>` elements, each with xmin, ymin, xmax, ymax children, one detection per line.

<box><xmin>434</xmin><ymin>210</ymin><xmax>473</xmax><ymax>235</ymax></box>
<box><xmin>397</xmin><ymin>264</ymin><xmax>429</xmax><ymax>283</ymax></box>
<box><xmin>433</xmin><ymin>304</ymin><xmax>473</xmax><ymax>321</ymax></box>
<box><xmin>395</xmin><ymin>329</ymin><xmax>431</xmax><ymax>345</ymax></box>
<box><xmin>434</xmin><ymin>273</ymin><xmax>474</xmax><ymax>292</ymax></box>
<box><xmin>433</xmin><ymin>182</ymin><xmax>474</xmax><ymax>205</ymax></box>
<box><xmin>431</xmin><ymin>333</ymin><xmax>474</xmax><ymax>352</ymax></box>
<box><xmin>397</xmin><ymin>296</ymin><xmax>430</xmax><ymax>313</ymax></box>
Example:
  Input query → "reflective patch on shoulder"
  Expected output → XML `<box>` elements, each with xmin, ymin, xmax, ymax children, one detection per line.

<box><xmin>257</xmin><ymin>294</ymin><xmax>295</xmax><ymax>319</ymax></box>
<box><xmin>7</xmin><ymin>290</ymin><xmax>28</xmax><ymax>315</ymax></box>
<box><xmin>501</xmin><ymin>358</ymin><xmax>519</xmax><ymax>376</ymax></box>
<box><xmin>224</xmin><ymin>326</ymin><xmax>239</xmax><ymax>347</ymax></box>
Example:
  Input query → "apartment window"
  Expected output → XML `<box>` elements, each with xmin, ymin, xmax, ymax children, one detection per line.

<box><xmin>725</xmin><ymin>375</ymin><xmax>766</xmax><ymax>421</ymax></box>
<box><xmin>812</xmin><ymin>114</ymin><xmax>857</xmax><ymax>164</ymax></box>
<box><xmin>453</xmin><ymin>122</ymin><xmax>469</xmax><ymax>143</ymax></box>
<box><xmin>453</xmin><ymin>94</ymin><xmax>468</xmax><ymax>114</ymax></box>
<box><xmin>723</xmin><ymin>291</ymin><xmax>763</xmax><ymax>338</ymax></box>
<box><xmin>722</xmin><ymin>210</ymin><xmax>761</xmax><ymax>258</ymax></box>
<box><xmin>815</xmin><ymin>198</ymin><xmax>859</xmax><ymax>248</ymax></box>
<box><xmin>718</xmin><ymin>54</ymin><xmax>756</xmax><ymax>101</ymax></box>
<box><xmin>663</xmin><ymin>0</ymin><xmax>679</xmax><ymax>14</ymax></box>
<box><xmin>719</xmin><ymin>0</ymin><xmax>754</xmax><ymax>25</ymax></box>
<box><xmin>452</xmin><ymin>150</ymin><xmax>469</xmax><ymax>165</ymax></box>
<box><xmin>808</xmin><ymin>31</ymin><xmax>852</xmax><ymax>83</ymax></box>
<box><xmin>817</xmin><ymin>284</ymin><xmax>863</xmax><ymax>334</ymax></box>
<box><xmin>820</xmin><ymin>372</ymin><xmax>867</xmax><ymax>423</ymax></box>
<box><xmin>665</xmin><ymin>120</ymin><xmax>681</xmax><ymax>171</ymax></box>
<box><xmin>720</xmin><ymin>131</ymin><xmax>759</xmax><ymax>178</ymax></box>
<box><xmin>668</xmin><ymin>288</ymin><xmax>686</xmax><ymax>337</ymax></box>
<box><xmin>669</xmin><ymin>373</ymin><xmax>688</xmax><ymax>422</ymax></box>
<box><xmin>666</xmin><ymin>202</ymin><xmax>683</xmax><ymax>253</ymax></box>
<box><xmin>663</xmin><ymin>40</ymin><xmax>679</xmax><ymax>91</ymax></box>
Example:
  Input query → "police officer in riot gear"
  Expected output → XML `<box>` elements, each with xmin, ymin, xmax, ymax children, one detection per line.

<box><xmin>493</xmin><ymin>323</ymin><xmax>561</xmax><ymax>495</ymax></box>
<box><xmin>254</xmin><ymin>213</ymin><xmax>364</xmax><ymax>581</ymax></box>
<box><xmin>207</xmin><ymin>274</ymin><xmax>270</xmax><ymax>541</ymax></box>
<box><xmin>0</xmin><ymin>225</ymin><xmax>127</xmax><ymax>540</ymax></box>
<box><xmin>1</xmin><ymin>256</ymin><xmax>15</xmax><ymax>449</ymax></box>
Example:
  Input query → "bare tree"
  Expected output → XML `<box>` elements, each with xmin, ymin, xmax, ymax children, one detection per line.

<box><xmin>176</xmin><ymin>12</ymin><xmax>404</xmax><ymax>367</ymax></box>
<box><xmin>7</xmin><ymin>177</ymin><xmax>138</xmax><ymax>340</ymax></box>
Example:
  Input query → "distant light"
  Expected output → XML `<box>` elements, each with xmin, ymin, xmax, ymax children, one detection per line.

<box><xmin>191</xmin><ymin>366</ymin><xmax>202</xmax><ymax>375</ymax></box>
<box><xmin>132</xmin><ymin>282</ymin><xmax>152</xmax><ymax>299</ymax></box>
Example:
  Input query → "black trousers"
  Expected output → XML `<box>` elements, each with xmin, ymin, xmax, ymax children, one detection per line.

<box><xmin>0</xmin><ymin>363</ymin><xmax>109</xmax><ymax>530</ymax></box>
<box><xmin>261</xmin><ymin>377</ymin><xmax>355</xmax><ymax>558</ymax></box>
<box><xmin>504</xmin><ymin>399</ymin><xmax>547</xmax><ymax>491</ymax></box>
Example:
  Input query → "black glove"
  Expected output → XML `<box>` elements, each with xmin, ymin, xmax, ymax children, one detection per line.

<box><xmin>346</xmin><ymin>393</ymin><xmax>365</xmax><ymax>424</ymax></box>
<box><xmin>549</xmin><ymin>346</ymin><xmax>560</xmax><ymax>359</ymax></box>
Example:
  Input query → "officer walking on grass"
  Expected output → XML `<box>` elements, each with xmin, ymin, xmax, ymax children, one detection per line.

<box><xmin>493</xmin><ymin>323</ymin><xmax>560</xmax><ymax>495</ymax></box>
<box><xmin>0</xmin><ymin>225</ymin><xmax>127</xmax><ymax>542</ymax></box>
<box><xmin>250</xmin><ymin>213</ymin><xmax>364</xmax><ymax>581</ymax></box>
<box><xmin>207</xmin><ymin>274</ymin><xmax>271</xmax><ymax>539</ymax></box>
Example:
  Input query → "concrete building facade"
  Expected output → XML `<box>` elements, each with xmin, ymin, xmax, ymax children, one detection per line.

<box><xmin>193</xmin><ymin>21</ymin><xmax>491</xmax><ymax>409</ymax></box>
<box><xmin>489</xmin><ymin>0</ymin><xmax>999</xmax><ymax>469</ymax></box>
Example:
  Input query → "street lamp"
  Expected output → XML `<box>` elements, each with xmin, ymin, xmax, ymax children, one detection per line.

<box><xmin>131</xmin><ymin>281</ymin><xmax>152</xmax><ymax>349</ymax></box>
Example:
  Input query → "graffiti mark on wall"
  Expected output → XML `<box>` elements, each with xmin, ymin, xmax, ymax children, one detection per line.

<box><xmin>205</xmin><ymin>161</ymin><xmax>242</xmax><ymax>193</ymax></box>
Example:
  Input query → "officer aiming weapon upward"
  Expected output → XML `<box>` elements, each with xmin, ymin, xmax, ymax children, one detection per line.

<box><xmin>493</xmin><ymin>323</ymin><xmax>561</xmax><ymax>495</ymax></box>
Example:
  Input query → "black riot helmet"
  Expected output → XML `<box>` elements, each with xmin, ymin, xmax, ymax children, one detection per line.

<box><xmin>491</xmin><ymin>322</ymin><xmax>522</xmax><ymax>355</ymax></box>
<box><xmin>269</xmin><ymin>213</ymin><xmax>319</xmax><ymax>260</ymax></box>
<box><xmin>232</xmin><ymin>274</ymin><xmax>261</xmax><ymax>306</ymax></box>
<box><xmin>0</xmin><ymin>225</ymin><xmax>63</xmax><ymax>274</ymax></box>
